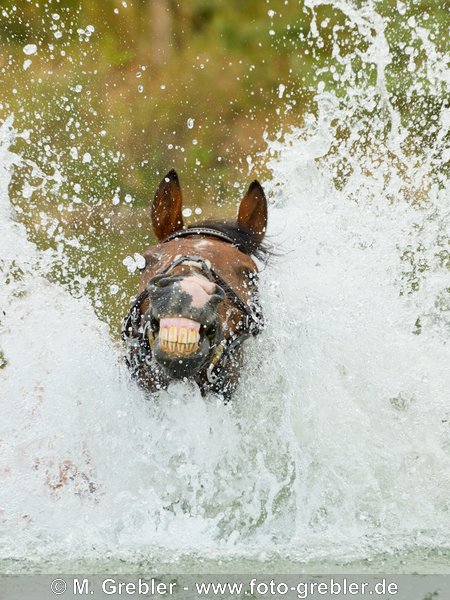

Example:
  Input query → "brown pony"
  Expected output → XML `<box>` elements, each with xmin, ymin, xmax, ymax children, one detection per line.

<box><xmin>122</xmin><ymin>170</ymin><xmax>268</xmax><ymax>400</ymax></box>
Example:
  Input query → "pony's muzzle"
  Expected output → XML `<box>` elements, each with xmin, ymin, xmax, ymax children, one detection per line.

<box><xmin>146</xmin><ymin>274</ymin><xmax>225</xmax><ymax>377</ymax></box>
<box><xmin>148</xmin><ymin>274</ymin><xmax>225</xmax><ymax>321</ymax></box>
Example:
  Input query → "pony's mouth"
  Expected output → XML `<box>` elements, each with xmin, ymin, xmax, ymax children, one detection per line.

<box><xmin>150</xmin><ymin>316</ymin><xmax>214</xmax><ymax>357</ymax></box>
<box><xmin>156</xmin><ymin>317</ymin><xmax>200</xmax><ymax>355</ymax></box>
<box><xmin>148</xmin><ymin>315</ymin><xmax>217</xmax><ymax>379</ymax></box>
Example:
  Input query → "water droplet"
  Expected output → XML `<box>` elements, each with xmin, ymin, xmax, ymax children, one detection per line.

<box><xmin>23</xmin><ymin>44</ymin><xmax>37</xmax><ymax>56</ymax></box>
<box><xmin>123</xmin><ymin>255</ymin><xmax>139</xmax><ymax>275</ymax></box>
<box><xmin>182</xmin><ymin>208</ymin><xmax>193</xmax><ymax>217</ymax></box>
<box><xmin>134</xmin><ymin>253</ymin><xmax>146</xmax><ymax>269</ymax></box>
<box><xmin>22</xmin><ymin>183</ymin><xmax>34</xmax><ymax>199</ymax></box>
<box><xmin>187</xmin><ymin>118</ymin><xmax>195</xmax><ymax>129</ymax></box>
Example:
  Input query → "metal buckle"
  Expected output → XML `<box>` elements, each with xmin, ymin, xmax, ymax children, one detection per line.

<box><xmin>206</xmin><ymin>342</ymin><xmax>226</xmax><ymax>384</ymax></box>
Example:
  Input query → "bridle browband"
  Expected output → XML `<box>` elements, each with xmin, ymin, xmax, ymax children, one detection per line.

<box><xmin>163</xmin><ymin>227</ymin><xmax>246</xmax><ymax>249</ymax></box>
<box><xmin>122</xmin><ymin>228</ymin><xmax>265</xmax><ymax>397</ymax></box>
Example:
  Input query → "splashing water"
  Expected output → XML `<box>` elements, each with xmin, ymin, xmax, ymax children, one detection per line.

<box><xmin>1</xmin><ymin>0</ymin><xmax>449</xmax><ymax>573</ymax></box>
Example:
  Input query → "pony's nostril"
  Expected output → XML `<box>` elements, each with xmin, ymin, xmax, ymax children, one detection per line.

<box><xmin>150</xmin><ymin>275</ymin><xmax>175</xmax><ymax>288</ymax></box>
<box><xmin>214</xmin><ymin>284</ymin><xmax>226</xmax><ymax>300</ymax></box>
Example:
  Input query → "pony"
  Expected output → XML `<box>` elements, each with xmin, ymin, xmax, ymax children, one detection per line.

<box><xmin>122</xmin><ymin>170</ymin><xmax>269</xmax><ymax>400</ymax></box>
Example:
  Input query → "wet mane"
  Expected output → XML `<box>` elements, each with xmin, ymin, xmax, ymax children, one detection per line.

<box><xmin>189</xmin><ymin>220</ymin><xmax>272</xmax><ymax>262</ymax></box>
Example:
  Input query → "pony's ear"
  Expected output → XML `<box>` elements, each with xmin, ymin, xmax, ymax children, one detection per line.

<box><xmin>151</xmin><ymin>169</ymin><xmax>184</xmax><ymax>241</ymax></box>
<box><xmin>237</xmin><ymin>180</ymin><xmax>267</xmax><ymax>247</ymax></box>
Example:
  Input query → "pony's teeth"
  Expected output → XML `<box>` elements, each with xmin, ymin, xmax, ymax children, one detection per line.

<box><xmin>178</xmin><ymin>327</ymin><xmax>188</xmax><ymax>344</ymax></box>
<box><xmin>188</xmin><ymin>329</ymin><xmax>199</xmax><ymax>344</ymax></box>
<box><xmin>176</xmin><ymin>342</ymin><xmax>199</xmax><ymax>355</ymax></box>
<box><xmin>158</xmin><ymin>320</ymin><xmax>201</xmax><ymax>355</ymax></box>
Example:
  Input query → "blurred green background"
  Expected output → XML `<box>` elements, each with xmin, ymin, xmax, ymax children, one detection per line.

<box><xmin>0</xmin><ymin>0</ymin><xmax>447</xmax><ymax>333</ymax></box>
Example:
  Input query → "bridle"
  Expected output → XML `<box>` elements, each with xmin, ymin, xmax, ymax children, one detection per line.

<box><xmin>122</xmin><ymin>227</ymin><xmax>265</xmax><ymax>396</ymax></box>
